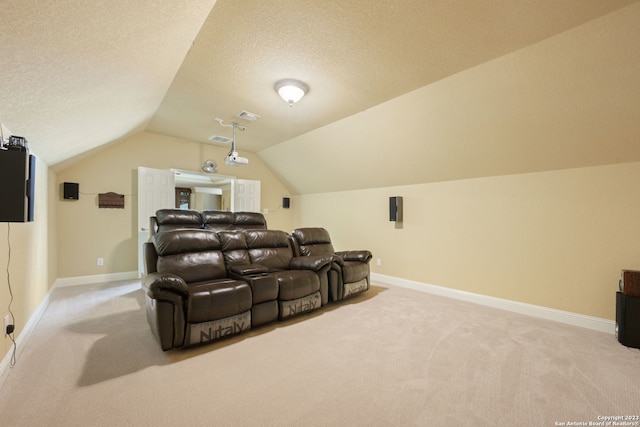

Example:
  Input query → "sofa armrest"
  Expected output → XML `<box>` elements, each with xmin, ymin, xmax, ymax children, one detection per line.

<box><xmin>229</xmin><ymin>264</ymin><xmax>269</xmax><ymax>276</ymax></box>
<box><xmin>336</xmin><ymin>250</ymin><xmax>373</xmax><ymax>263</ymax></box>
<box><xmin>142</xmin><ymin>272</ymin><xmax>189</xmax><ymax>298</ymax></box>
<box><xmin>290</xmin><ymin>255</ymin><xmax>333</xmax><ymax>272</ymax></box>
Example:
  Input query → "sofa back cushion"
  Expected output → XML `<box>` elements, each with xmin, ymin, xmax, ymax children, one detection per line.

<box><xmin>218</xmin><ymin>230</ymin><xmax>251</xmax><ymax>267</ymax></box>
<box><xmin>202</xmin><ymin>211</ymin><xmax>236</xmax><ymax>231</ymax></box>
<box><xmin>291</xmin><ymin>228</ymin><xmax>335</xmax><ymax>256</ymax></box>
<box><xmin>234</xmin><ymin>212</ymin><xmax>267</xmax><ymax>230</ymax></box>
<box><xmin>153</xmin><ymin>229</ymin><xmax>227</xmax><ymax>283</ymax></box>
<box><xmin>156</xmin><ymin>209</ymin><xmax>203</xmax><ymax>232</ymax></box>
<box><xmin>244</xmin><ymin>230</ymin><xmax>292</xmax><ymax>270</ymax></box>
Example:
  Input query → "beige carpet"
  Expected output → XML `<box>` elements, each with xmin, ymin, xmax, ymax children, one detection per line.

<box><xmin>0</xmin><ymin>280</ymin><xmax>639</xmax><ymax>426</ymax></box>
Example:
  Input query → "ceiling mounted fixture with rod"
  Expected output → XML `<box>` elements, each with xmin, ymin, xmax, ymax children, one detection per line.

<box><xmin>274</xmin><ymin>79</ymin><xmax>309</xmax><ymax>107</ymax></box>
<box><xmin>214</xmin><ymin>118</ymin><xmax>249</xmax><ymax>166</ymax></box>
<box><xmin>201</xmin><ymin>159</ymin><xmax>217</xmax><ymax>173</ymax></box>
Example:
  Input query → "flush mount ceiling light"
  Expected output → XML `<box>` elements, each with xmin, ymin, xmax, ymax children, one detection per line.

<box><xmin>274</xmin><ymin>79</ymin><xmax>309</xmax><ymax>107</ymax></box>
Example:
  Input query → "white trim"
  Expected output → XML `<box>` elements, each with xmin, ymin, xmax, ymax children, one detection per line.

<box><xmin>0</xmin><ymin>288</ymin><xmax>52</xmax><ymax>387</ymax></box>
<box><xmin>372</xmin><ymin>273</ymin><xmax>615</xmax><ymax>334</ymax></box>
<box><xmin>53</xmin><ymin>271</ymin><xmax>139</xmax><ymax>288</ymax></box>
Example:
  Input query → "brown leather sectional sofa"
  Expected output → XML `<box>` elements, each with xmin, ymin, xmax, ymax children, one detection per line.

<box><xmin>142</xmin><ymin>209</ymin><xmax>372</xmax><ymax>351</ymax></box>
<box><xmin>150</xmin><ymin>209</ymin><xmax>267</xmax><ymax>236</ymax></box>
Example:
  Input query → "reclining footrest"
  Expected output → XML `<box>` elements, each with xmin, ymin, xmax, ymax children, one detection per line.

<box><xmin>279</xmin><ymin>291</ymin><xmax>321</xmax><ymax>320</ymax></box>
<box><xmin>186</xmin><ymin>311</ymin><xmax>251</xmax><ymax>347</ymax></box>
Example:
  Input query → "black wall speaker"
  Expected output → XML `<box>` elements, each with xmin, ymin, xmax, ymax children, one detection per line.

<box><xmin>0</xmin><ymin>150</ymin><xmax>36</xmax><ymax>222</ymax></box>
<box><xmin>389</xmin><ymin>196</ymin><xmax>403</xmax><ymax>222</ymax></box>
<box><xmin>616</xmin><ymin>292</ymin><xmax>640</xmax><ymax>349</ymax></box>
<box><xmin>63</xmin><ymin>182</ymin><xmax>79</xmax><ymax>200</ymax></box>
<box><xmin>283</xmin><ymin>197</ymin><xmax>290</xmax><ymax>209</ymax></box>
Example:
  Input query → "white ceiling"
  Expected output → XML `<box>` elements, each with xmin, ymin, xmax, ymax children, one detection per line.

<box><xmin>1</xmin><ymin>0</ymin><xmax>639</xmax><ymax>193</ymax></box>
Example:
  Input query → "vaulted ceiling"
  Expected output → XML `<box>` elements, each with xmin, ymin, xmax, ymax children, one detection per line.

<box><xmin>1</xmin><ymin>0</ymin><xmax>639</xmax><ymax>194</ymax></box>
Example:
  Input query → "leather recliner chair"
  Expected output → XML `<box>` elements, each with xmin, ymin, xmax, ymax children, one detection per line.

<box><xmin>291</xmin><ymin>227</ymin><xmax>372</xmax><ymax>302</ymax></box>
<box><xmin>142</xmin><ymin>229</ymin><xmax>252</xmax><ymax>350</ymax></box>
<box><xmin>150</xmin><ymin>208</ymin><xmax>203</xmax><ymax>236</ymax></box>
<box><xmin>241</xmin><ymin>229</ymin><xmax>333</xmax><ymax>318</ymax></box>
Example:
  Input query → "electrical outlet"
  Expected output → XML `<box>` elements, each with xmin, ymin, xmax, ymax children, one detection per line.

<box><xmin>376</xmin><ymin>258</ymin><xmax>382</xmax><ymax>266</ymax></box>
<box><xmin>97</xmin><ymin>258</ymin><xmax>104</xmax><ymax>266</ymax></box>
<box><xmin>4</xmin><ymin>314</ymin><xmax>11</xmax><ymax>335</ymax></box>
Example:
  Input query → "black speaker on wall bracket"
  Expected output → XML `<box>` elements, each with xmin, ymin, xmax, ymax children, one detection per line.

<box><xmin>63</xmin><ymin>182</ymin><xmax>79</xmax><ymax>200</ymax></box>
<box><xmin>0</xmin><ymin>149</ymin><xmax>36</xmax><ymax>222</ymax></box>
<box><xmin>389</xmin><ymin>196</ymin><xmax>403</xmax><ymax>222</ymax></box>
<box><xmin>282</xmin><ymin>197</ymin><xmax>290</xmax><ymax>209</ymax></box>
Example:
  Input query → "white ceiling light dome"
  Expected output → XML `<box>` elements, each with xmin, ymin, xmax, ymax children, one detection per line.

<box><xmin>274</xmin><ymin>79</ymin><xmax>309</xmax><ymax>107</ymax></box>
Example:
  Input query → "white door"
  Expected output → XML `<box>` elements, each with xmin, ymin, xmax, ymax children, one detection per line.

<box><xmin>233</xmin><ymin>179</ymin><xmax>260</xmax><ymax>212</ymax></box>
<box><xmin>137</xmin><ymin>167</ymin><xmax>175</xmax><ymax>276</ymax></box>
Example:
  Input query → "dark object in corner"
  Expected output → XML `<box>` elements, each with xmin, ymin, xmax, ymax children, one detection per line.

<box><xmin>616</xmin><ymin>292</ymin><xmax>640</xmax><ymax>349</ymax></box>
<box><xmin>99</xmin><ymin>192</ymin><xmax>125</xmax><ymax>209</ymax></box>
<box><xmin>620</xmin><ymin>270</ymin><xmax>640</xmax><ymax>297</ymax></box>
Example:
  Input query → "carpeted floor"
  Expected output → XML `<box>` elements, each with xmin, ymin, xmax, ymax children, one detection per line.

<box><xmin>0</xmin><ymin>280</ymin><xmax>639</xmax><ymax>426</ymax></box>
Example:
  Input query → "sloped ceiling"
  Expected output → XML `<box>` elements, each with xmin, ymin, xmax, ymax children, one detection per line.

<box><xmin>1</xmin><ymin>0</ymin><xmax>639</xmax><ymax>194</ymax></box>
<box><xmin>0</xmin><ymin>0</ymin><xmax>218</xmax><ymax>165</ymax></box>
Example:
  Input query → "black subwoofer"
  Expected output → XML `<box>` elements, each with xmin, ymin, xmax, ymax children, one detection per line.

<box><xmin>616</xmin><ymin>292</ymin><xmax>640</xmax><ymax>349</ymax></box>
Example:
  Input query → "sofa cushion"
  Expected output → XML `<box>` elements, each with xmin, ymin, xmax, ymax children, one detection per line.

<box><xmin>154</xmin><ymin>230</ymin><xmax>228</xmax><ymax>283</ymax></box>
<box><xmin>202</xmin><ymin>211</ymin><xmax>235</xmax><ymax>231</ymax></box>
<box><xmin>156</xmin><ymin>209</ymin><xmax>203</xmax><ymax>232</ymax></box>
<box><xmin>276</xmin><ymin>270</ymin><xmax>320</xmax><ymax>300</ymax></box>
<box><xmin>291</xmin><ymin>227</ymin><xmax>335</xmax><ymax>256</ymax></box>
<box><xmin>234</xmin><ymin>212</ymin><xmax>267</xmax><ymax>230</ymax></box>
<box><xmin>245</xmin><ymin>230</ymin><xmax>293</xmax><ymax>270</ymax></box>
<box><xmin>154</xmin><ymin>229</ymin><xmax>220</xmax><ymax>255</ymax></box>
<box><xmin>218</xmin><ymin>230</ymin><xmax>251</xmax><ymax>266</ymax></box>
<box><xmin>186</xmin><ymin>279</ymin><xmax>252</xmax><ymax>323</ymax></box>
<box><xmin>342</xmin><ymin>260</ymin><xmax>370</xmax><ymax>283</ymax></box>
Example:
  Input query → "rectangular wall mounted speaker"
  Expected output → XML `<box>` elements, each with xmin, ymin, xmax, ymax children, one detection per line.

<box><xmin>282</xmin><ymin>197</ymin><xmax>290</xmax><ymax>209</ymax></box>
<box><xmin>389</xmin><ymin>196</ymin><xmax>403</xmax><ymax>222</ymax></box>
<box><xmin>63</xmin><ymin>182</ymin><xmax>79</xmax><ymax>200</ymax></box>
<box><xmin>0</xmin><ymin>150</ymin><xmax>36</xmax><ymax>222</ymax></box>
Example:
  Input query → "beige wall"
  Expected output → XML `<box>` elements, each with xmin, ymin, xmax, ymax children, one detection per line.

<box><xmin>0</xmin><ymin>156</ymin><xmax>57</xmax><ymax>357</ymax></box>
<box><xmin>55</xmin><ymin>132</ymin><xmax>294</xmax><ymax>278</ymax></box>
<box><xmin>291</xmin><ymin>161</ymin><xmax>640</xmax><ymax>320</ymax></box>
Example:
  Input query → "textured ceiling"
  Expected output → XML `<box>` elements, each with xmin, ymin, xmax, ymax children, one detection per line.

<box><xmin>148</xmin><ymin>0</ymin><xmax>639</xmax><ymax>153</ymax></box>
<box><xmin>0</xmin><ymin>0</ymin><xmax>217</xmax><ymax>165</ymax></box>
<box><xmin>1</xmin><ymin>0</ymin><xmax>639</xmax><ymax>193</ymax></box>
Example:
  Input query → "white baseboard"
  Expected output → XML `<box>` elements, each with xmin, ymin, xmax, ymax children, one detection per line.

<box><xmin>0</xmin><ymin>287</ymin><xmax>52</xmax><ymax>387</ymax></box>
<box><xmin>371</xmin><ymin>273</ymin><xmax>615</xmax><ymax>334</ymax></box>
<box><xmin>1</xmin><ymin>270</ymin><xmax>140</xmax><ymax>385</ymax></box>
<box><xmin>53</xmin><ymin>270</ymin><xmax>139</xmax><ymax>287</ymax></box>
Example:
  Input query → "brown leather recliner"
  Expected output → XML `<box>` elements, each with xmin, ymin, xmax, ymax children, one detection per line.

<box><xmin>242</xmin><ymin>229</ymin><xmax>333</xmax><ymax>318</ymax></box>
<box><xmin>142</xmin><ymin>229</ymin><xmax>252</xmax><ymax>350</ymax></box>
<box><xmin>150</xmin><ymin>208</ymin><xmax>203</xmax><ymax>236</ymax></box>
<box><xmin>150</xmin><ymin>209</ymin><xmax>268</xmax><ymax>236</ymax></box>
<box><xmin>218</xmin><ymin>230</ymin><xmax>279</xmax><ymax>327</ymax></box>
<box><xmin>291</xmin><ymin>227</ymin><xmax>372</xmax><ymax>302</ymax></box>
